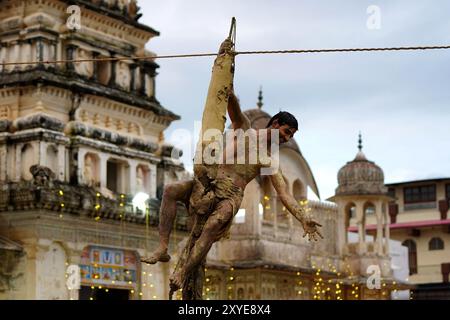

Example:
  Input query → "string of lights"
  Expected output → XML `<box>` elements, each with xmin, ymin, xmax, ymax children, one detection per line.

<box><xmin>1</xmin><ymin>44</ymin><xmax>450</xmax><ymax>68</ymax></box>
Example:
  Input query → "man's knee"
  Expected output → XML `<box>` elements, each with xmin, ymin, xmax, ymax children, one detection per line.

<box><xmin>204</xmin><ymin>212</ymin><xmax>232</xmax><ymax>235</ymax></box>
<box><xmin>163</xmin><ymin>180</ymin><xmax>193</xmax><ymax>201</ymax></box>
<box><xmin>163</xmin><ymin>184</ymin><xmax>178</xmax><ymax>200</ymax></box>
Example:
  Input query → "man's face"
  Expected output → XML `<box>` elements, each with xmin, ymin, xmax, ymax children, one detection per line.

<box><xmin>269</xmin><ymin>121</ymin><xmax>297</xmax><ymax>144</ymax></box>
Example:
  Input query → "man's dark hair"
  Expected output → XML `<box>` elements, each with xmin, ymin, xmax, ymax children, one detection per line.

<box><xmin>266</xmin><ymin>111</ymin><xmax>299</xmax><ymax>130</ymax></box>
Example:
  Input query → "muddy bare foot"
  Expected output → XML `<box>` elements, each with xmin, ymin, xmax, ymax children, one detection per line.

<box><xmin>141</xmin><ymin>248</ymin><xmax>171</xmax><ymax>264</ymax></box>
<box><xmin>169</xmin><ymin>272</ymin><xmax>183</xmax><ymax>292</ymax></box>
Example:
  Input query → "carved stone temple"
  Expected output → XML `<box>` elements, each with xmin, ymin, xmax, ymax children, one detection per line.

<box><xmin>0</xmin><ymin>0</ymin><xmax>188</xmax><ymax>299</ymax></box>
<box><xmin>0</xmin><ymin>1</ymin><xmax>405</xmax><ymax>300</ymax></box>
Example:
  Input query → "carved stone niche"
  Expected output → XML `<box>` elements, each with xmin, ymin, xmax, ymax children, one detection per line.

<box><xmin>74</xmin><ymin>48</ymin><xmax>94</xmax><ymax>78</ymax></box>
<box><xmin>97</xmin><ymin>57</ymin><xmax>111</xmax><ymax>85</ymax></box>
<box><xmin>84</xmin><ymin>153</ymin><xmax>100</xmax><ymax>187</ymax></box>
<box><xmin>115</xmin><ymin>61</ymin><xmax>131</xmax><ymax>91</ymax></box>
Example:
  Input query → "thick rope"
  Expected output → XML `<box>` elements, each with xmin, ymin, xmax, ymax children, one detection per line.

<box><xmin>1</xmin><ymin>44</ymin><xmax>450</xmax><ymax>67</ymax></box>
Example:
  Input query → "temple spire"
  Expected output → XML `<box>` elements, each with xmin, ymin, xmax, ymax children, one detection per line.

<box><xmin>354</xmin><ymin>131</ymin><xmax>367</xmax><ymax>161</ymax></box>
<box><xmin>358</xmin><ymin>132</ymin><xmax>363</xmax><ymax>152</ymax></box>
<box><xmin>257</xmin><ymin>86</ymin><xmax>263</xmax><ymax>109</ymax></box>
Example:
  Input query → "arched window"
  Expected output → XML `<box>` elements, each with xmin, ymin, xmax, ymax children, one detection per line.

<box><xmin>364</xmin><ymin>202</ymin><xmax>375</xmax><ymax>216</ymax></box>
<box><xmin>84</xmin><ymin>153</ymin><xmax>100</xmax><ymax>187</ymax></box>
<box><xmin>237</xmin><ymin>287</ymin><xmax>244</xmax><ymax>300</ymax></box>
<box><xmin>21</xmin><ymin>144</ymin><xmax>35</xmax><ymax>181</ymax></box>
<box><xmin>402</xmin><ymin>239</ymin><xmax>417</xmax><ymax>275</ymax></box>
<box><xmin>429</xmin><ymin>237</ymin><xmax>444</xmax><ymax>251</ymax></box>
<box><xmin>46</xmin><ymin>145</ymin><xmax>58</xmax><ymax>177</ymax></box>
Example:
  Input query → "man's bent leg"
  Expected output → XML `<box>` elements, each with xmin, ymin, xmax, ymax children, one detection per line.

<box><xmin>142</xmin><ymin>180</ymin><xmax>193</xmax><ymax>264</ymax></box>
<box><xmin>170</xmin><ymin>200</ymin><xmax>234</xmax><ymax>289</ymax></box>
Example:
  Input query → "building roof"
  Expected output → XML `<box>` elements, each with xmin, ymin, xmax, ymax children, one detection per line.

<box><xmin>348</xmin><ymin>219</ymin><xmax>450</xmax><ymax>232</ymax></box>
<box><xmin>386</xmin><ymin>177</ymin><xmax>450</xmax><ymax>187</ymax></box>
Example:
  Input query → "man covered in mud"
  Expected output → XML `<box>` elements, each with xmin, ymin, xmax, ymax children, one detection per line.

<box><xmin>142</xmin><ymin>85</ymin><xmax>323</xmax><ymax>292</ymax></box>
<box><xmin>141</xmin><ymin>35</ymin><xmax>323</xmax><ymax>297</ymax></box>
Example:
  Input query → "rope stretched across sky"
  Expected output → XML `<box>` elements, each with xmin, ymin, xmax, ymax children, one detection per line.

<box><xmin>1</xmin><ymin>44</ymin><xmax>450</xmax><ymax>67</ymax></box>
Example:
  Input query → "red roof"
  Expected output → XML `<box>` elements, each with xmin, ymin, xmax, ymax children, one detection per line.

<box><xmin>348</xmin><ymin>219</ymin><xmax>450</xmax><ymax>232</ymax></box>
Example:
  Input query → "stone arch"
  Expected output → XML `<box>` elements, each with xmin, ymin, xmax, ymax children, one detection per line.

<box><xmin>21</xmin><ymin>143</ymin><xmax>35</xmax><ymax>181</ymax></box>
<box><xmin>363</xmin><ymin>201</ymin><xmax>376</xmax><ymax>216</ymax></box>
<box><xmin>248</xmin><ymin>286</ymin><xmax>254</xmax><ymax>299</ymax></box>
<box><xmin>344</xmin><ymin>202</ymin><xmax>356</xmax><ymax>243</ymax></box>
<box><xmin>46</xmin><ymin>144</ymin><xmax>59</xmax><ymax>177</ymax></box>
<box><xmin>106</xmin><ymin>157</ymin><xmax>130</xmax><ymax>194</ymax></box>
<box><xmin>237</xmin><ymin>287</ymin><xmax>245</xmax><ymax>300</ymax></box>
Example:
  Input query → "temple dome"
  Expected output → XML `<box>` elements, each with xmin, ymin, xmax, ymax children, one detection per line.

<box><xmin>336</xmin><ymin>137</ymin><xmax>387</xmax><ymax>196</ymax></box>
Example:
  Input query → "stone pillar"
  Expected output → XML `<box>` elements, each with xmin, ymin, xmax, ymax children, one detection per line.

<box><xmin>20</xmin><ymin>40</ymin><xmax>32</xmax><ymax>70</ymax></box>
<box><xmin>375</xmin><ymin>201</ymin><xmax>383</xmax><ymax>255</ymax></box>
<box><xmin>39</xmin><ymin>141</ymin><xmax>46</xmax><ymax>166</ymax></box>
<box><xmin>355</xmin><ymin>201</ymin><xmax>365</xmax><ymax>247</ymax></box>
<box><xmin>383</xmin><ymin>206</ymin><xmax>390</xmax><ymax>254</ymax></box>
<box><xmin>36</xmin><ymin>38</ymin><xmax>44</xmax><ymax>68</ymax></box>
<box><xmin>149</xmin><ymin>164</ymin><xmax>157</xmax><ymax>198</ymax></box>
<box><xmin>12</xmin><ymin>41</ymin><xmax>20</xmax><ymax>71</ymax></box>
<box><xmin>15</xmin><ymin>143</ymin><xmax>23</xmax><ymax>181</ymax></box>
<box><xmin>129</xmin><ymin>160</ymin><xmax>138</xmax><ymax>195</ymax></box>
<box><xmin>139</xmin><ymin>67</ymin><xmax>146</xmax><ymax>95</ymax></box>
<box><xmin>57</xmin><ymin>144</ymin><xmax>66</xmax><ymax>181</ymax></box>
<box><xmin>0</xmin><ymin>43</ymin><xmax>6</xmax><ymax>72</ymax></box>
<box><xmin>99</xmin><ymin>153</ymin><xmax>108</xmax><ymax>190</ymax></box>
<box><xmin>0</xmin><ymin>145</ymin><xmax>7</xmax><ymax>181</ymax></box>
<box><xmin>77</xmin><ymin>149</ymin><xmax>86</xmax><ymax>185</ymax></box>
<box><xmin>56</xmin><ymin>39</ymin><xmax>63</xmax><ymax>66</ymax></box>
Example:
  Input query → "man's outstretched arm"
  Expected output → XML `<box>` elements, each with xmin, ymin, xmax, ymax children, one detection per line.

<box><xmin>270</xmin><ymin>171</ymin><xmax>323</xmax><ymax>241</ymax></box>
<box><xmin>227</xmin><ymin>88</ymin><xmax>251</xmax><ymax>130</ymax></box>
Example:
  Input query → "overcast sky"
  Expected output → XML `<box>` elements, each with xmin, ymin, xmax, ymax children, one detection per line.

<box><xmin>138</xmin><ymin>1</ymin><xmax>450</xmax><ymax>200</ymax></box>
